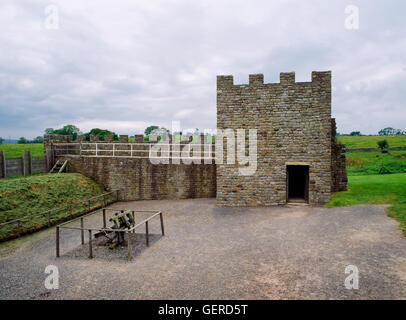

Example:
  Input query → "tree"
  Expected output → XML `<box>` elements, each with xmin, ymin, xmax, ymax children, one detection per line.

<box><xmin>350</xmin><ymin>131</ymin><xmax>361</xmax><ymax>136</ymax></box>
<box><xmin>84</xmin><ymin>128</ymin><xmax>119</xmax><ymax>141</ymax></box>
<box><xmin>144</xmin><ymin>125</ymin><xmax>159</xmax><ymax>136</ymax></box>
<box><xmin>377</xmin><ymin>139</ymin><xmax>389</xmax><ymax>153</ymax></box>
<box><xmin>18</xmin><ymin>137</ymin><xmax>27</xmax><ymax>144</ymax></box>
<box><xmin>0</xmin><ymin>137</ymin><xmax>3</xmax><ymax>144</ymax></box>
<box><xmin>150</xmin><ymin>127</ymin><xmax>170</xmax><ymax>141</ymax></box>
<box><xmin>33</xmin><ymin>136</ymin><xmax>44</xmax><ymax>143</ymax></box>
<box><xmin>45</xmin><ymin>125</ymin><xmax>81</xmax><ymax>141</ymax></box>
<box><xmin>378</xmin><ymin>127</ymin><xmax>396</xmax><ymax>136</ymax></box>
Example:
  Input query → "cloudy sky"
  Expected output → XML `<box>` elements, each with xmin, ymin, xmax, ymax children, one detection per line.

<box><xmin>0</xmin><ymin>0</ymin><xmax>405</xmax><ymax>139</ymax></box>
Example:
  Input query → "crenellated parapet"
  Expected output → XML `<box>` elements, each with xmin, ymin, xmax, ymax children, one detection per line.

<box><xmin>119</xmin><ymin>135</ymin><xmax>129</xmax><ymax>143</ymax></box>
<box><xmin>217</xmin><ymin>71</ymin><xmax>331</xmax><ymax>88</ymax></box>
<box><xmin>44</xmin><ymin>134</ymin><xmax>72</xmax><ymax>150</ymax></box>
<box><xmin>104</xmin><ymin>135</ymin><xmax>114</xmax><ymax>143</ymax></box>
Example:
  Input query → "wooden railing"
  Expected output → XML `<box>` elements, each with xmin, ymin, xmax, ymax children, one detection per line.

<box><xmin>52</xmin><ymin>143</ymin><xmax>216</xmax><ymax>160</ymax></box>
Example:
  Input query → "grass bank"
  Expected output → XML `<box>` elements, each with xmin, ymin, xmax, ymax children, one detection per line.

<box><xmin>0</xmin><ymin>173</ymin><xmax>112</xmax><ymax>241</ymax></box>
<box><xmin>0</xmin><ymin>143</ymin><xmax>44</xmax><ymax>158</ymax></box>
<box><xmin>326</xmin><ymin>174</ymin><xmax>406</xmax><ymax>236</ymax></box>
<box><xmin>337</xmin><ymin>135</ymin><xmax>406</xmax><ymax>149</ymax></box>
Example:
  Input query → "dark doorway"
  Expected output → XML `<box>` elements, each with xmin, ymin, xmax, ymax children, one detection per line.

<box><xmin>286</xmin><ymin>165</ymin><xmax>309</xmax><ymax>203</ymax></box>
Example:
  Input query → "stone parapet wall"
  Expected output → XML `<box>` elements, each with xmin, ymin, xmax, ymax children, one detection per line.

<box><xmin>44</xmin><ymin>134</ymin><xmax>72</xmax><ymax>150</ymax></box>
<box><xmin>57</xmin><ymin>156</ymin><xmax>216</xmax><ymax>201</ymax></box>
<box><xmin>331</xmin><ymin>143</ymin><xmax>348</xmax><ymax>192</ymax></box>
<box><xmin>331</xmin><ymin>119</ymin><xmax>348</xmax><ymax>192</ymax></box>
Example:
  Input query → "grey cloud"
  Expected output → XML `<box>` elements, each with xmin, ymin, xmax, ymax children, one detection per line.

<box><xmin>0</xmin><ymin>0</ymin><xmax>405</xmax><ymax>139</ymax></box>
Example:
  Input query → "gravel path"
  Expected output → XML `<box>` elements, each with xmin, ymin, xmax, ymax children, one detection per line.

<box><xmin>0</xmin><ymin>199</ymin><xmax>405</xmax><ymax>300</ymax></box>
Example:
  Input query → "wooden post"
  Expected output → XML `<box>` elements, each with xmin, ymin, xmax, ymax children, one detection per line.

<box><xmin>88</xmin><ymin>230</ymin><xmax>93</xmax><ymax>259</ymax></box>
<box><xmin>0</xmin><ymin>151</ymin><xmax>6</xmax><ymax>178</ymax></box>
<box><xmin>27</xmin><ymin>150</ymin><xmax>32</xmax><ymax>175</ymax></box>
<box><xmin>160</xmin><ymin>212</ymin><xmax>165</xmax><ymax>236</ymax></box>
<box><xmin>127</xmin><ymin>232</ymin><xmax>132</xmax><ymax>261</ymax></box>
<box><xmin>69</xmin><ymin>202</ymin><xmax>73</xmax><ymax>219</ymax></box>
<box><xmin>145</xmin><ymin>221</ymin><xmax>149</xmax><ymax>247</ymax></box>
<box><xmin>103</xmin><ymin>195</ymin><xmax>107</xmax><ymax>207</ymax></box>
<box><xmin>116</xmin><ymin>190</ymin><xmax>119</xmax><ymax>201</ymax></box>
<box><xmin>80</xmin><ymin>218</ymin><xmax>84</xmax><ymax>245</ymax></box>
<box><xmin>102</xmin><ymin>209</ymin><xmax>106</xmax><ymax>228</ymax></box>
<box><xmin>44</xmin><ymin>148</ymin><xmax>49</xmax><ymax>173</ymax></box>
<box><xmin>56</xmin><ymin>227</ymin><xmax>60</xmax><ymax>257</ymax></box>
<box><xmin>17</xmin><ymin>220</ymin><xmax>22</xmax><ymax>237</ymax></box>
<box><xmin>21</xmin><ymin>151</ymin><xmax>26</xmax><ymax>176</ymax></box>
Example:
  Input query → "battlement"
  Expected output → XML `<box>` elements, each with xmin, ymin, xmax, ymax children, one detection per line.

<box><xmin>217</xmin><ymin>71</ymin><xmax>331</xmax><ymax>88</ymax></box>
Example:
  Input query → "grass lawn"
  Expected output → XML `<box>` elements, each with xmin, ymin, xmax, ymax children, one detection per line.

<box><xmin>326</xmin><ymin>174</ymin><xmax>406</xmax><ymax>236</ymax></box>
<box><xmin>337</xmin><ymin>135</ymin><xmax>406</xmax><ymax>149</ymax></box>
<box><xmin>0</xmin><ymin>143</ymin><xmax>44</xmax><ymax>158</ymax></box>
<box><xmin>346</xmin><ymin>149</ymin><xmax>406</xmax><ymax>176</ymax></box>
<box><xmin>0</xmin><ymin>173</ymin><xmax>113</xmax><ymax>241</ymax></box>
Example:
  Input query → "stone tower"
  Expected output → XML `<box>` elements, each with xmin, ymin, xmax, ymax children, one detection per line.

<box><xmin>216</xmin><ymin>71</ymin><xmax>347</xmax><ymax>207</ymax></box>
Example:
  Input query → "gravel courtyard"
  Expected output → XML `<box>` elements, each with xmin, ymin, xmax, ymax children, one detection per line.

<box><xmin>0</xmin><ymin>198</ymin><xmax>405</xmax><ymax>300</ymax></box>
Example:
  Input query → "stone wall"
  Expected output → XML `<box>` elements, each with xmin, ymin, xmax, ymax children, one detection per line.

<box><xmin>216</xmin><ymin>71</ymin><xmax>335</xmax><ymax>206</ymax></box>
<box><xmin>44</xmin><ymin>134</ymin><xmax>72</xmax><ymax>149</ymax></box>
<box><xmin>331</xmin><ymin>119</ymin><xmax>348</xmax><ymax>192</ymax></box>
<box><xmin>44</xmin><ymin>134</ymin><xmax>73</xmax><ymax>171</ymax></box>
<box><xmin>58</xmin><ymin>156</ymin><xmax>216</xmax><ymax>201</ymax></box>
<box><xmin>45</xmin><ymin>134</ymin><xmax>216</xmax><ymax>201</ymax></box>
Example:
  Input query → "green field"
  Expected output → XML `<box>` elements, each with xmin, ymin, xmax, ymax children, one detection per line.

<box><xmin>337</xmin><ymin>135</ymin><xmax>406</xmax><ymax>149</ymax></box>
<box><xmin>346</xmin><ymin>149</ymin><xmax>406</xmax><ymax>176</ymax></box>
<box><xmin>0</xmin><ymin>144</ymin><xmax>44</xmax><ymax>158</ymax></box>
<box><xmin>0</xmin><ymin>173</ymin><xmax>113</xmax><ymax>241</ymax></box>
<box><xmin>326</xmin><ymin>174</ymin><xmax>406</xmax><ymax>236</ymax></box>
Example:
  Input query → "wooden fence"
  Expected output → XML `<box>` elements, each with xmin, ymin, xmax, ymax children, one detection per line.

<box><xmin>0</xmin><ymin>150</ymin><xmax>46</xmax><ymax>178</ymax></box>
